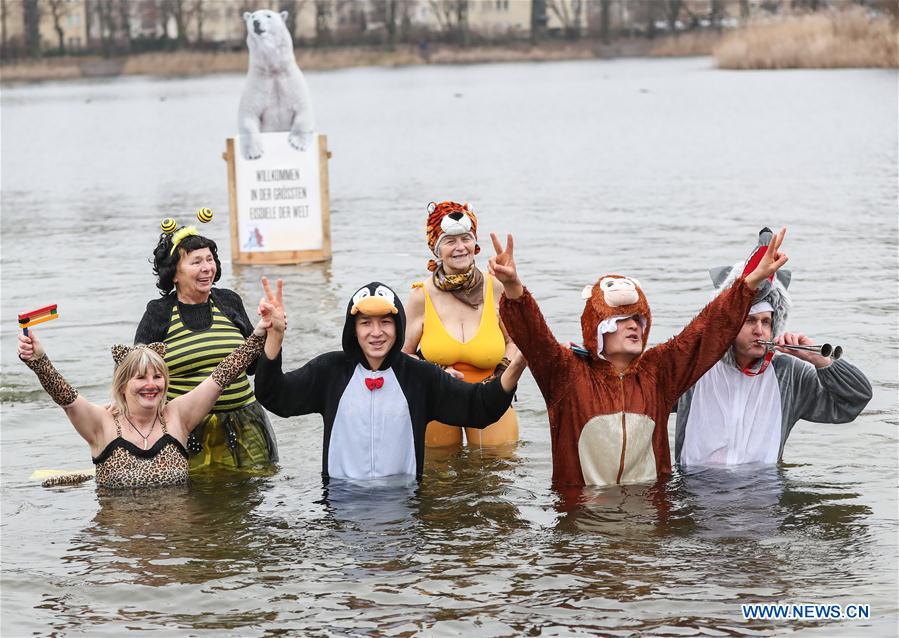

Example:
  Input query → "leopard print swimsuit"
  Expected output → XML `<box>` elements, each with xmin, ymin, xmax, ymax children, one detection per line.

<box><xmin>93</xmin><ymin>414</ymin><xmax>189</xmax><ymax>488</ymax></box>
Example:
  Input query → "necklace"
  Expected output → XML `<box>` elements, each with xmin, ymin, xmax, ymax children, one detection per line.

<box><xmin>124</xmin><ymin>414</ymin><xmax>157</xmax><ymax>450</ymax></box>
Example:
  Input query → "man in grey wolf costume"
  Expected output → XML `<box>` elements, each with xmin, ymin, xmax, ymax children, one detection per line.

<box><xmin>675</xmin><ymin>228</ymin><xmax>872</xmax><ymax>467</ymax></box>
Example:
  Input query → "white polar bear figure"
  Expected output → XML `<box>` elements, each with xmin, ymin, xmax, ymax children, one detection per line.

<box><xmin>238</xmin><ymin>9</ymin><xmax>315</xmax><ymax>160</ymax></box>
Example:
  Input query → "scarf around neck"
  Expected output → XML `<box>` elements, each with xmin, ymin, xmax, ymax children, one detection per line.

<box><xmin>431</xmin><ymin>263</ymin><xmax>484</xmax><ymax>309</ymax></box>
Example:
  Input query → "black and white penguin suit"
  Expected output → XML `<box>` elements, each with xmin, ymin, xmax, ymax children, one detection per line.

<box><xmin>254</xmin><ymin>282</ymin><xmax>516</xmax><ymax>481</ymax></box>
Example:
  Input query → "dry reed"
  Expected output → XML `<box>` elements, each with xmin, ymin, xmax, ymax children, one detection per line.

<box><xmin>714</xmin><ymin>8</ymin><xmax>898</xmax><ymax>69</ymax></box>
<box><xmin>649</xmin><ymin>31</ymin><xmax>723</xmax><ymax>58</ymax></box>
<box><xmin>0</xmin><ymin>57</ymin><xmax>83</xmax><ymax>82</ymax></box>
<box><xmin>1</xmin><ymin>40</ymin><xmax>610</xmax><ymax>83</ymax></box>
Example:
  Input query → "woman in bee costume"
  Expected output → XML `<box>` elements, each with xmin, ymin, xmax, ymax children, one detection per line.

<box><xmin>134</xmin><ymin>209</ymin><xmax>278</xmax><ymax>472</ymax></box>
<box><xmin>253</xmin><ymin>280</ymin><xmax>525</xmax><ymax>481</ymax></box>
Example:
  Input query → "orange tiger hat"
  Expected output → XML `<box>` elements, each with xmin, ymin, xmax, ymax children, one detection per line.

<box><xmin>425</xmin><ymin>201</ymin><xmax>480</xmax><ymax>272</ymax></box>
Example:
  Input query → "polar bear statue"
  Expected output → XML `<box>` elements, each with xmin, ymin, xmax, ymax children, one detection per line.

<box><xmin>238</xmin><ymin>9</ymin><xmax>315</xmax><ymax>160</ymax></box>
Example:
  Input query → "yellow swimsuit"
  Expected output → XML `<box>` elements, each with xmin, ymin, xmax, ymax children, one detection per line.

<box><xmin>415</xmin><ymin>273</ymin><xmax>518</xmax><ymax>445</ymax></box>
<box><xmin>418</xmin><ymin>272</ymin><xmax>506</xmax><ymax>381</ymax></box>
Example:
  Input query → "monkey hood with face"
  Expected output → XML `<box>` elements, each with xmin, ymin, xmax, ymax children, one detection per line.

<box><xmin>581</xmin><ymin>274</ymin><xmax>652</xmax><ymax>357</ymax></box>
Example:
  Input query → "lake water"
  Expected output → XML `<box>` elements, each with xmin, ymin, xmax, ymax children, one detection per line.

<box><xmin>1</xmin><ymin>57</ymin><xmax>897</xmax><ymax>636</ymax></box>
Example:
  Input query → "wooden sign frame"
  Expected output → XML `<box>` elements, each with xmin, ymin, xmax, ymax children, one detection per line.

<box><xmin>223</xmin><ymin>134</ymin><xmax>332</xmax><ymax>265</ymax></box>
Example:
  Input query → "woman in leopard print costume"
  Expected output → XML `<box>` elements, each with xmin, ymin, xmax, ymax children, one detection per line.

<box><xmin>17</xmin><ymin>278</ymin><xmax>279</xmax><ymax>489</ymax></box>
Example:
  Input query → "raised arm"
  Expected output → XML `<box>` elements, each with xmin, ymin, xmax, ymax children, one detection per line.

<box><xmin>649</xmin><ymin>228</ymin><xmax>789</xmax><ymax>404</ymax></box>
<box><xmin>490</xmin><ymin>232</ymin><xmax>577</xmax><ymax>402</ymax></box>
<box><xmin>492</xmin><ymin>277</ymin><xmax>521</xmax><ymax>380</ymax></box>
<box><xmin>774</xmin><ymin>333</ymin><xmax>873</xmax><ymax>425</ymax></box>
<box><xmin>168</xmin><ymin>277</ymin><xmax>276</xmax><ymax>430</ymax></box>
<box><xmin>401</xmin><ymin>284</ymin><xmax>426</xmax><ymax>356</ymax></box>
<box><xmin>217</xmin><ymin>288</ymin><xmax>260</xmax><ymax>375</ymax></box>
<box><xmin>251</xmin><ymin>277</ymin><xmax>328</xmax><ymax>418</ymax></box>
<box><xmin>17</xmin><ymin>331</ymin><xmax>106</xmax><ymax>447</ymax></box>
<box><xmin>488</xmin><ymin>232</ymin><xmax>524</xmax><ymax>300</ymax></box>
<box><xmin>424</xmin><ymin>352</ymin><xmax>524</xmax><ymax>428</ymax></box>
<box><xmin>258</xmin><ymin>276</ymin><xmax>286</xmax><ymax>361</ymax></box>
<box><xmin>168</xmin><ymin>324</ymin><xmax>267</xmax><ymax>431</ymax></box>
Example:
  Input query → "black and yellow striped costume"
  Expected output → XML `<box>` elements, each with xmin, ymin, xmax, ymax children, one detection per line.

<box><xmin>165</xmin><ymin>302</ymin><xmax>257</xmax><ymax>411</ymax></box>
<box><xmin>136</xmin><ymin>288</ymin><xmax>278</xmax><ymax>472</ymax></box>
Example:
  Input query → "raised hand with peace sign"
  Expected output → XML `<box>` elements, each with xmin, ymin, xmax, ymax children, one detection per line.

<box><xmin>744</xmin><ymin>227</ymin><xmax>789</xmax><ymax>290</ymax></box>
<box><xmin>258</xmin><ymin>276</ymin><xmax>286</xmax><ymax>334</ymax></box>
<box><xmin>488</xmin><ymin>232</ymin><xmax>524</xmax><ymax>300</ymax></box>
<box><xmin>258</xmin><ymin>277</ymin><xmax>287</xmax><ymax>359</ymax></box>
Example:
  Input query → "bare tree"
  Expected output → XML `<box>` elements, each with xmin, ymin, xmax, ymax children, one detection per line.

<box><xmin>547</xmin><ymin>0</ymin><xmax>583</xmax><ymax>40</ymax></box>
<box><xmin>84</xmin><ymin>0</ymin><xmax>94</xmax><ymax>51</ymax></box>
<box><xmin>385</xmin><ymin>0</ymin><xmax>397</xmax><ymax>48</ymax></box>
<box><xmin>314</xmin><ymin>0</ymin><xmax>332</xmax><ymax>46</ymax></box>
<box><xmin>279</xmin><ymin>0</ymin><xmax>310</xmax><ymax>42</ymax></box>
<box><xmin>429</xmin><ymin>0</ymin><xmax>454</xmax><ymax>33</ymax></box>
<box><xmin>398</xmin><ymin>0</ymin><xmax>413</xmax><ymax>43</ymax></box>
<box><xmin>158</xmin><ymin>0</ymin><xmax>174</xmax><ymax>47</ymax></box>
<box><xmin>117</xmin><ymin>0</ymin><xmax>132</xmax><ymax>52</ymax></box>
<box><xmin>171</xmin><ymin>0</ymin><xmax>188</xmax><ymax>48</ymax></box>
<box><xmin>646</xmin><ymin>0</ymin><xmax>657</xmax><ymax>39</ymax></box>
<box><xmin>456</xmin><ymin>0</ymin><xmax>468</xmax><ymax>47</ymax></box>
<box><xmin>95</xmin><ymin>0</ymin><xmax>116</xmax><ymax>55</ymax></box>
<box><xmin>193</xmin><ymin>0</ymin><xmax>205</xmax><ymax>45</ymax></box>
<box><xmin>23</xmin><ymin>0</ymin><xmax>41</xmax><ymax>57</ymax></box>
<box><xmin>47</xmin><ymin>0</ymin><xmax>70</xmax><ymax>53</ymax></box>
<box><xmin>666</xmin><ymin>0</ymin><xmax>681</xmax><ymax>33</ymax></box>
<box><xmin>598</xmin><ymin>0</ymin><xmax>610</xmax><ymax>44</ymax></box>
<box><xmin>1</xmin><ymin>0</ymin><xmax>8</xmax><ymax>58</ymax></box>
<box><xmin>530</xmin><ymin>0</ymin><xmax>546</xmax><ymax>44</ymax></box>
<box><xmin>428</xmin><ymin>0</ymin><xmax>468</xmax><ymax>45</ymax></box>
<box><xmin>710</xmin><ymin>0</ymin><xmax>723</xmax><ymax>30</ymax></box>
<box><xmin>348</xmin><ymin>0</ymin><xmax>368</xmax><ymax>37</ymax></box>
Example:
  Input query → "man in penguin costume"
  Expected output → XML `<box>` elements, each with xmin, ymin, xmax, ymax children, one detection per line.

<box><xmin>674</xmin><ymin>228</ymin><xmax>872</xmax><ymax>467</ymax></box>
<box><xmin>489</xmin><ymin>230</ymin><xmax>789</xmax><ymax>487</ymax></box>
<box><xmin>253</xmin><ymin>280</ymin><xmax>525</xmax><ymax>481</ymax></box>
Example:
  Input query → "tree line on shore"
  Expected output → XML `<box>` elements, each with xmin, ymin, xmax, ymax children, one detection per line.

<box><xmin>4</xmin><ymin>0</ymin><xmax>895</xmax><ymax>62</ymax></box>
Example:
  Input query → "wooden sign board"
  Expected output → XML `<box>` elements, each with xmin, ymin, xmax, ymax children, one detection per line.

<box><xmin>223</xmin><ymin>133</ymin><xmax>332</xmax><ymax>264</ymax></box>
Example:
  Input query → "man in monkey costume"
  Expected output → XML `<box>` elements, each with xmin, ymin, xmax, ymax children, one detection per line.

<box><xmin>489</xmin><ymin>229</ymin><xmax>789</xmax><ymax>487</ymax></box>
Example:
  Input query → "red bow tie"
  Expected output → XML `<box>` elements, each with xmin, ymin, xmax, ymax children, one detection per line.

<box><xmin>365</xmin><ymin>377</ymin><xmax>384</xmax><ymax>391</ymax></box>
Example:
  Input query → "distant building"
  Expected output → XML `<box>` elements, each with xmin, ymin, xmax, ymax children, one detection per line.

<box><xmin>2</xmin><ymin>0</ymin><xmax>87</xmax><ymax>56</ymax></box>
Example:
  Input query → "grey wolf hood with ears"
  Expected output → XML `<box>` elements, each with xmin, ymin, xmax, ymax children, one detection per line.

<box><xmin>710</xmin><ymin>227</ymin><xmax>792</xmax><ymax>337</ymax></box>
<box><xmin>341</xmin><ymin>282</ymin><xmax>406</xmax><ymax>369</ymax></box>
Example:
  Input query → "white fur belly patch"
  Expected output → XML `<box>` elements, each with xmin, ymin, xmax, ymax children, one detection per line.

<box><xmin>328</xmin><ymin>366</ymin><xmax>416</xmax><ymax>480</ymax></box>
<box><xmin>577</xmin><ymin>413</ymin><xmax>657</xmax><ymax>486</ymax></box>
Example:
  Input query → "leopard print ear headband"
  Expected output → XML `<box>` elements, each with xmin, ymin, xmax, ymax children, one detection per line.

<box><xmin>111</xmin><ymin>343</ymin><xmax>167</xmax><ymax>368</ymax></box>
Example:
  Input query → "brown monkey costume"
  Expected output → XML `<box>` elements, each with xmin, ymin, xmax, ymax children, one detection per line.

<box><xmin>500</xmin><ymin>274</ymin><xmax>756</xmax><ymax>486</ymax></box>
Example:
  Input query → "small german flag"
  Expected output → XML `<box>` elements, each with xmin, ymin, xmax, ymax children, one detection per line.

<box><xmin>19</xmin><ymin>304</ymin><xmax>59</xmax><ymax>335</ymax></box>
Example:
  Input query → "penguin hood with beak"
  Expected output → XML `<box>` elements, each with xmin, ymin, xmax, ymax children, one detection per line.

<box><xmin>341</xmin><ymin>282</ymin><xmax>406</xmax><ymax>368</ymax></box>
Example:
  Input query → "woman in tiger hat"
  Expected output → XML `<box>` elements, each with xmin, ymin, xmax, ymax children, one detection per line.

<box><xmin>403</xmin><ymin>201</ymin><xmax>520</xmax><ymax>448</ymax></box>
<box><xmin>134</xmin><ymin>211</ymin><xmax>278</xmax><ymax>473</ymax></box>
